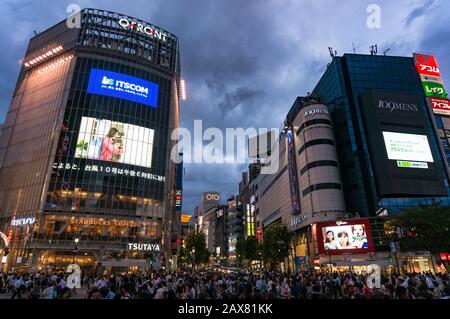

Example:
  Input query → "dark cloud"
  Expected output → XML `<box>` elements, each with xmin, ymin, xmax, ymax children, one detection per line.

<box><xmin>218</xmin><ymin>87</ymin><xmax>266</xmax><ymax>118</ymax></box>
<box><xmin>0</xmin><ymin>0</ymin><xmax>448</xmax><ymax>214</ymax></box>
<box><xmin>405</xmin><ymin>0</ymin><xmax>435</xmax><ymax>26</ymax></box>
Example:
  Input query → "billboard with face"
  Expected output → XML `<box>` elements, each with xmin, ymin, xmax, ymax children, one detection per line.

<box><xmin>317</xmin><ymin>219</ymin><xmax>374</xmax><ymax>255</ymax></box>
<box><xmin>75</xmin><ymin>117</ymin><xmax>155</xmax><ymax>168</ymax></box>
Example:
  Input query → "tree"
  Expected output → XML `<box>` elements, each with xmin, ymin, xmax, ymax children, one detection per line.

<box><xmin>235</xmin><ymin>236</ymin><xmax>261</xmax><ymax>266</ymax></box>
<box><xmin>236</xmin><ymin>238</ymin><xmax>245</xmax><ymax>262</ymax></box>
<box><xmin>184</xmin><ymin>231</ymin><xmax>210</xmax><ymax>265</ymax></box>
<box><xmin>261</xmin><ymin>224</ymin><xmax>294</xmax><ymax>270</ymax></box>
<box><xmin>178</xmin><ymin>245</ymin><xmax>188</xmax><ymax>267</ymax></box>
<box><xmin>386</xmin><ymin>203</ymin><xmax>450</xmax><ymax>271</ymax></box>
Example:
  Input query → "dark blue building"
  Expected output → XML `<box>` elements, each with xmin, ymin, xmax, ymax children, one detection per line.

<box><xmin>312</xmin><ymin>53</ymin><xmax>450</xmax><ymax>216</ymax></box>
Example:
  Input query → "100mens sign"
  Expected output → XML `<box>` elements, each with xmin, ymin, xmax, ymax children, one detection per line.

<box><xmin>377</xmin><ymin>100</ymin><xmax>419</xmax><ymax>112</ymax></box>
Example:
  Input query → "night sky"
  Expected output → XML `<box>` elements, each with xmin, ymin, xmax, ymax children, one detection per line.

<box><xmin>0</xmin><ymin>0</ymin><xmax>449</xmax><ymax>215</ymax></box>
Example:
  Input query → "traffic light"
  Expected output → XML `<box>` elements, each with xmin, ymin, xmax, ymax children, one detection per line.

<box><xmin>388</xmin><ymin>255</ymin><xmax>393</xmax><ymax>264</ymax></box>
<box><xmin>148</xmin><ymin>256</ymin><xmax>153</xmax><ymax>268</ymax></box>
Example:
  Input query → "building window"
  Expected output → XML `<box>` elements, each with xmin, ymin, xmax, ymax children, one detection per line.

<box><xmin>296</xmin><ymin>119</ymin><xmax>332</xmax><ymax>136</ymax></box>
<box><xmin>302</xmin><ymin>183</ymin><xmax>341</xmax><ymax>196</ymax></box>
<box><xmin>298</xmin><ymin>139</ymin><xmax>335</xmax><ymax>155</ymax></box>
<box><xmin>300</xmin><ymin>160</ymin><xmax>338</xmax><ymax>175</ymax></box>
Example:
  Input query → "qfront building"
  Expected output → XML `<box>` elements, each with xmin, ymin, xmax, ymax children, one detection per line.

<box><xmin>0</xmin><ymin>9</ymin><xmax>181</xmax><ymax>272</ymax></box>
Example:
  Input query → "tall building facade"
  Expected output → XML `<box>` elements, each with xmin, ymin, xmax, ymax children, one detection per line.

<box><xmin>0</xmin><ymin>9</ymin><xmax>181</xmax><ymax>272</ymax></box>
<box><xmin>312</xmin><ymin>53</ymin><xmax>450</xmax><ymax>216</ymax></box>
<box><xmin>245</xmin><ymin>53</ymin><xmax>449</xmax><ymax>273</ymax></box>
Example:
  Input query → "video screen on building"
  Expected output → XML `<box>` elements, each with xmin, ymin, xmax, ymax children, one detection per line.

<box><xmin>383</xmin><ymin>131</ymin><xmax>434</xmax><ymax>164</ymax></box>
<box><xmin>87</xmin><ymin>68</ymin><xmax>159</xmax><ymax>107</ymax></box>
<box><xmin>317</xmin><ymin>219</ymin><xmax>374</xmax><ymax>255</ymax></box>
<box><xmin>75</xmin><ymin>117</ymin><xmax>155</xmax><ymax>168</ymax></box>
<box><xmin>360</xmin><ymin>90</ymin><xmax>446</xmax><ymax>196</ymax></box>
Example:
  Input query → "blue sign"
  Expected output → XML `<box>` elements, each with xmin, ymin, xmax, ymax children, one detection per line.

<box><xmin>286</xmin><ymin>129</ymin><xmax>300</xmax><ymax>213</ymax></box>
<box><xmin>87</xmin><ymin>69</ymin><xmax>159</xmax><ymax>107</ymax></box>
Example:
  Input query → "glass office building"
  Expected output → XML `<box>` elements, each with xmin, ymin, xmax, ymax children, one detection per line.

<box><xmin>312</xmin><ymin>53</ymin><xmax>450</xmax><ymax>217</ymax></box>
<box><xmin>0</xmin><ymin>9</ymin><xmax>181</xmax><ymax>272</ymax></box>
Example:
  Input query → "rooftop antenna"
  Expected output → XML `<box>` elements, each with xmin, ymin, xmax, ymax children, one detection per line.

<box><xmin>370</xmin><ymin>44</ymin><xmax>378</xmax><ymax>55</ymax></box>
<box><xmin>383</xmin><ymin>48</ymin><xmax>391</xmax><ymax>56</ymax></box>
<box><xmin>352</xmin><ymin>42</ymin><xmax>356</xmax><ymax>54</ymax></box>
<box><xmin>328</xmin><ymin>47</ymin><xmax>336</xmax><ymax>58</ymax></box>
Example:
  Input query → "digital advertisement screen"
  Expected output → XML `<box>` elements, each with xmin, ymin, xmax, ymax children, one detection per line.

<box><xmin>87</xmin><ymin>69</ymin><xmax>159</xmax><ymax>107</ymax></box>
<box><xmin>359</xmin><ymin>90</ymin><xmax>446</xmax><ymax>196</ymax></box>
<box><xmin>382</xmin><ymin>131</ymin><xmax>433</xmax><ymax>163</ymax></box>
<box><xmin>317</xmin><ymin>219</ymin><xmax>374</xmax><ymax>255</ymax></box>
<box><xmin>75</xmin><ymin>117</ymin><xmax>155</xmax><ymax>168</ymax></box>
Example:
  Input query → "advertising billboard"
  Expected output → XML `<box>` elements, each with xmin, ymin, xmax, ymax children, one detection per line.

<box><xmin>286</xmin><ymin>129</ymin><xmax>301</xmax><ymax>214</ymax></box>
<box><xmin>317</xmin><ymin>219</ymin><xmax>374</xmax><ymax>255</ymax></box>
<box><xmin>360</xmin><ymin>90</ymin><xmax>446</xmax><ymax>196</ymax></box>
<box><xmin>87</xmin><ymin>69</ymin><xmax>159</xmax><ymax>107</ymax></box>
<box><xmin>430</xmin><ymin>97</ymin><xmax>450</xmax><ymax>116</ymax></box>
<box><xmin>382</xmin><ymin>131</ymin><xmax>434</xmax><ymax>164</ymax></box>
<box><xmin>422</xmin><ymin>82</ymin><xmax>447</xmax><ymax>98</ymax></box>
<box><xmin>181</xmin><ymin>214</ymin><xmax>192</xmax><ymax>224</ymax></box>
<box><xmin>414</xmin><ymin>53</ymin><xmax>441</xmax><ymax>78</ymax></box>
<box><xmin>75</xmin><ymin>117</ymin><xmax>155</xmax><ymax>168</ymax></box>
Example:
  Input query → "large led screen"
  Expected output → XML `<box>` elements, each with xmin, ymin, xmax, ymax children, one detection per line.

<box><xmin>359</xmin><ymin>90</ymin><xmax>446</xmax><ymax>196</ymax></box>
<box><xmin>382</xmin><ymin>131</ymin><xmax>433</xmax><ymax>163</ymax></box>
<box><xmin>317</xmin><ymin>219</ymin><xmax>374</xmax><ymax>255</ymax></box>
<box><xmin>75</xmin><ymin>117</ymin><xmax>155</xmax><ymax>168</ymax></box>
<box><xmin>87</xmin><ymin>69</ymin><xmax>159</xmax><ymax>107</ymax></box>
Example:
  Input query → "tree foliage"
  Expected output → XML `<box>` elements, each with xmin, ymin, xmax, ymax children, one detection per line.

<box><xmin>386</xmin><ymin>203</ymin><xmax>450</xmax><ymax>255</ymax></box>
<box><xmin>261</xmin><ymin>224</ymin><xmax>294</xmax><ymax>265</ymax></box>
<box><xmin>184</xmin><ymin>231</ymin><xmax>210</xmax><ymax>264</ymax></box>
<box><xmin>236</xmin><ymin>236</ymin><xmax>260</xmax><ymax>263</ymax></box>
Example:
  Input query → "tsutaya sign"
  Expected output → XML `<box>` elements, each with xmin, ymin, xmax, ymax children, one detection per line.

<box><xmin>127</xmin><ymin>243</ymin><xmax>160</xmax><ymax>252</ymax></box>
<box><xmin>118</xmin><ymin>18</ymin><xmax>168</xmax><ymax>42</ymax></box>
<box><xmin>11</xmin><ymin>217</ymin><xmax>36</xmax><ymax>227</ymax></box>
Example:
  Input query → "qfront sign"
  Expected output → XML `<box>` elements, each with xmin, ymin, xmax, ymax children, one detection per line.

<box><xmin>119</xmin><ymin>19</ymin><xmax>168</xmax><ymax>42</ymax></box>
<box><xmin>87</xmin><ymin>69</ymin><xmax>159</xmax><ymax>107</ymax></box>
<box><xmin>127</xmin><ymin>243</ymin><xmax>160</xmax><ymax>251</ymax></box>
<box><xmin>11</xmin><ymin>217</ymin><xmax>36</xmax><ymax>227</ymax></box>
<box><xmin>118</xmin><ymin>19</ymin><xmax>168</xmax><ymax>42</ymax></box>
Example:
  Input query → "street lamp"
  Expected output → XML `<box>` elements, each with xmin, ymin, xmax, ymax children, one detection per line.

<box><xmin>73</xmin><ymin>235</ymin><xmax>80</xmax><ymax>264</ymax></box>
<box><xmin>191</xmin><ymin>248</ymin><xmax>196</xmax><ymax>270</ymax></box>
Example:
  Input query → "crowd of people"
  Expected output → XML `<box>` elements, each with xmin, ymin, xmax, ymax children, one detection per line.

<box><xmin>1</xmin><ymin>268</ymin><xmax>449</xmax><ymax>299</ymax></box>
